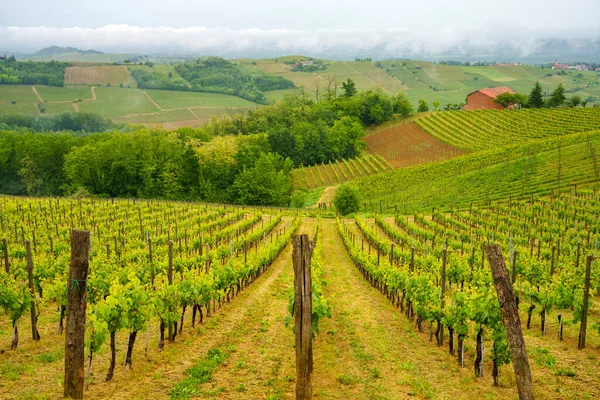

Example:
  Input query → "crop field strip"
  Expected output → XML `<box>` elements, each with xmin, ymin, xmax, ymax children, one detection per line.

<box><xmin>335</xmin><ymin>191</ymin><xmax>600</xmax><ymax>397</ymax></box>
<box><xmin>355</xmin><ymin>129</ymin><xmax>600</xmax><ymax>214</ymax></box>
<box><xmin>416</xmin><ymin>107</ymin><xmax>600</xmax><ymax>151</ymax></box>
<box><xmin>292</xmin><ymin>154</ymin><xmax>392</xmax><ymax>190</ymax></box>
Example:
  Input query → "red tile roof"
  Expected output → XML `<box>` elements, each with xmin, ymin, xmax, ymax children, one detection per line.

<box><xmin>472</xmin><ymin>86</ymin><xmax>516</xmax><ymax>99</ymax></box>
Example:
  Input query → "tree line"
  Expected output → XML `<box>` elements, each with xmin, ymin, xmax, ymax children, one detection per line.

<box><xmin>0</xmin><ymin>59</ymin><xmax>67</xmax><ymax>86</ymax></box>
<box><xmin>0</xmin><ymin>86</ymin><xmax>403</xmax><ymax>205</ymax></box>
<box><xmin>131</xmin><ymin>57</ymin><xmax>294</xmax><ymax>104</ymax></box>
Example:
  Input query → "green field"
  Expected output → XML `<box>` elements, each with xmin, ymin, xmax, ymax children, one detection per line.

<box><xmin>0</xmin><ymin>57</ymin><xmax>598</xmax><ymax>127</ymax></box>
<box><xmin>78</xmin><ymin>87</ymin><xmax>158</xmax><ymax>118</ymax></box>
<box><xmin>40</xmin><ymin>102</ymin><xmax>77</xmax><ymax>114</ymax></box>
<box><xmin>0</xmin><ymin>85</ymin><xmax>38</xmax><ymax>102</ymax></box>
<box><xmin>145</xmin><ymin>89</ymin><xmax>258</xmax><ymax>109</ymax></box>
<box><xmin>34</xmin><ymin>85</ymin><xmax>93</xmax><ymax>102</ymax></box>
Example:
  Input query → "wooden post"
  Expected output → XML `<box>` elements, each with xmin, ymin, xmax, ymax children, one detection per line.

<box><xmin>168</xmin><ymin>241</ymin><xmax>173</xmax><ymax>342</ymax></box>
<box><xmin>25</xmin><ymin>241</ymin><xmax>40</xmax><ymax>341</ymax></box>
<box><xmin>293</xmin><ymin>235</ymin><xmax>313</xmax><ymax>400</ymax></box>
<box><xmin>439</xmin><ymin>248</ymin><xmax>447</xmax><ymax>346</ymax></box>
<box><xmin>2</xmin><ymin>238</ymin><xmax>8</xmax><ymax>274</ymax></box>
<box><xmin>578</xmin><ymin>255</ymin><xmax>593</xmax><ymax>350</ymax></box>
<box><xmin>511</xmin><ymin>251</ymin><xmax>518</xmax><ymax>284</ymax></box>
<box><xmin>64</xmin><ymin>230</ymin><xmax>90</xmax><ymax>399</ymax></box>
<box><xmin>485</xmin><ymin>245</ymin><xmax>534</xmax><ymax>400</ymax></box>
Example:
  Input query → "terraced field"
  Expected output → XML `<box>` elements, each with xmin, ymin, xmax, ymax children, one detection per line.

<box><xmin>365</xmin><ymin>120</ymin><xmax>467</xmax><ymax>168</ymax></box>
<box><xmin>292</xmin><ymin>154</ymin><xmax>392</xmax><ymax>190</ymax></box>
<box><xmin>355</xmin><ymin>129</ymin><xmax>600</xmax><ymax>213</ymax></box>
<box><xmin>416</xmin><ymin>107</ymin><xmax>600</xmax><ymax>151</ymax></box>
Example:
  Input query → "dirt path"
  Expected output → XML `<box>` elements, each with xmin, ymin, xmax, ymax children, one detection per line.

<box><xmin>316</xmin><ymin>220</ymin><xmax>526</xmax><ymax>399</ymax></box>
<box><xmin>142</xmin><ymin>90</ymin><xmax>164</xmax><ymax>111</ymax></box>
<box><xmin>312</xmin><ymin>185</ymin><xmax>337</xmax><ymax>208</ymax></box>
<box><xmin>31</xmin><ymin>86</ymin><xmax>43</xmax><ymax>103</ymax></box>
<box><xmin>188</xmin><ymin>108</ymin><xmax>202</xmax><ymax>120</ymax></box>
<box><xmin>86</xmin><ymin>217</ymin><xmax>306</xmax><ymax>400</ymax></box>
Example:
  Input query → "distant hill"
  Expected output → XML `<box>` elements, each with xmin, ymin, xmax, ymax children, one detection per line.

<box><xmin>33</xmin><ymin>46</ymin><xmax>104</xmax><ymax>56</ymax></box>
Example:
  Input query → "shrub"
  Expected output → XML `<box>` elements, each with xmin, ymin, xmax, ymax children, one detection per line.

<box><xmin>334</xmin><ymin>183</ymin><xmax>360</xmax><ymax>215</ymax></box>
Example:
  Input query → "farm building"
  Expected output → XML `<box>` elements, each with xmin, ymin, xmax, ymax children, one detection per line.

<box><xmin>463</xmin><ymin>86</ymin><xmax>516</xmax><ymax>111</ymax></box>
<box><xmin>552</xmin><ymin>62</ymin><xmax>569</xmax><ymax>70</ymax></box>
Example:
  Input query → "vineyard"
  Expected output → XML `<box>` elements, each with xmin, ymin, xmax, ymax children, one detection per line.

<box><xmin>1</xmin><ymin>192</ymin><xmax>600</xmax><ymax>398</ymax></box>
<box><xmin>364</xmin><ymin>121</ymin><xmax>468</xmax><ymax>168</ymax></box>
<box><xmin>415</xmin><ymin>107</ymin><xmax>600</xmax><ymax>151</ymax></box>
<box><xmin>291</xmin><ymin>154</ymin><xmax>392</xmax><ymax>190</ymax></box>
<box><xmin>355</xmin><ymin>129</ymin><xmax>600</xmax><ymax>213</ymax></box>
<box><xmin>336</xmin><ymin>190</ymin><xmax>600</xmax><ymax>397</ymax></box>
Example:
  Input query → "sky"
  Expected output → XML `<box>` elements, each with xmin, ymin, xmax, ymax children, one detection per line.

<box><xmin>1</xmin><ymin>0</ymin><xmax>599</xmax><ymax>57</ymax></box>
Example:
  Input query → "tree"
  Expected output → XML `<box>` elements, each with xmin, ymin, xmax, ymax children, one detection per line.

<box><xmin>569</xmin><ymin>95</ymin><xmax>582</xmax><ymax>108</ymax></box>
<box><xmin>432</xmin><ymin>101</ymin><xmax>441</xmax><ymax>111</ymax></box>
<box><xmin>394</xmin><ymin>92</ymin><xmax>414</xmax><ymax>116</ymax></box>
<box><xmin>528</xmin><ymin>81</ymin><xmax>544</xmax><ymax>108</ymax></box>
<box><xmin>334</xmin><ymin>183</ymin><xmax>360</xmax><ymax>215</ymax></box>
<box><xmin>548</xmin><ymin>84</ymin><xmax>566</xmax><ymax>107</ymax></box>
<box><xmin>342</xmin><ymin>79</ymin><xmax>357</xmax><ymax>98</ymax></box>
<box><xmin>494</xmin><ymin>93</ymin><xmax>528</xmax><ymax>108</ymax></box>
<box><xmin>417</xmin><ymin>99</ymin><xmax>429</xmax><ymax>113</ymax></box>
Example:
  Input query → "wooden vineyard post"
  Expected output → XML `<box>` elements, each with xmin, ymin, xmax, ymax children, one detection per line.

<box><xmin>2</xmin><ymin>237</ymin><xmax>8</xmax><ymax>273</ymax></box>
<box><xmin>168</xmin><ymin>241</ymin><xmax>174</xmax><ymax>342</ymax></box>
<box><xmin>578</xmin><ymin>255</ymin><xmax>593</xmax><ymax>350</ymax></box>
<box><xmin>439</xmin><ymin>248</ymin><xmax>447</xmax><ymax>346</ymax></box>
<box><xmin>64</xmin><ymin>230</ymin><xmax>91</xmax><ymax>399</ymax></box>
<box><xmin>26</xmin><ymin>241</ymin><xmax>40</xmax><ymax>340</ymax></box>
<box><xmin>512</xmin><ymin>251</ymin><xmax>518</xmax><ymax>284</ymax></box>
<box><xmin>485</xmin><ymin>245</ymin><xmax>534</xmax><ymax>400</ymax></box>
<box><xmin>293</xmin><ymin>234</ymin><xmax>313</xmax><ymax>400</ymax></box>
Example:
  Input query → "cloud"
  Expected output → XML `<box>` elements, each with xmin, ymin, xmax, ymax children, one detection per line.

<box><xmin>1</xmin><ymin>25</ymin><xmax>598</xmax><ymax>59</ymax></box>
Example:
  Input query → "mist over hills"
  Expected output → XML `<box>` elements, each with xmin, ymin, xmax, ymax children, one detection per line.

<box><xmin>1</xmin><ymin>25</ymin><xmax>599</xmax><ymax>62</ymax></box>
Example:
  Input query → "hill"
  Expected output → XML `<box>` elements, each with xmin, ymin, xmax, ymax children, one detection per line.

<box><xmin>354</xmin><ymin>129</ymin><xmax>600</xmax><ymax>213</ymax></box>
<box><xmin>0</xmin><ymin>56</ymin><xmax>599</xmax><ymax>127</ymax></box>
<box><xmin>33</xmin><ymin>46</ymin><xmax>104</xmax><ymax>56</ymax></box>
<box><xmin>415</xmin><ymin>107</ymin><xmax>600</xmax><ymax>151</ymax></box>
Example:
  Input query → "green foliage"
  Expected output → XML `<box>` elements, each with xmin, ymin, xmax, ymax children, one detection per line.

<box><xmin>394</xmin><ymin>91</ymin><xmax>414</xmax><ymax>116</ymax></box>
<box><xmin>0</xmin><ymin>112</ymin><xmax>115</xmax><ymax>132</ymax></box>
<box><xmin>0</xmin><ymin>60</ymin><xmax>66</xmax><ymax>86</ymax></box>
<box><xmin>334</xmin><ymin>183</ymin><xmax>360</xmax><ymax>215</ymax></box>
<box><xmin>528</xmin><ymin>81</ymin><xmax>544</xmax><ymax>108</ymax></box>
<box><xmin>163</xmin><ymin>57</ymin><xmax>293</xmax><ymax>104</ymax></box>
<box><xmin>417</xmin><ymin>99</ymin><xmax>429</xmax><ymax>112</ymax></box>
<box><xmin>548</xmin><ymin>83</ymin><xmax>566</xmax><ymax>107</ymax></box>
<box><xmin>342</xmin><ymin>78</ymin><xmax>357</xmax><ymax>98</ymax></box>
<box><xmin>170</xmin><ymin>347</ymin><xmax>230</xmax><ymax>399</ymax></box>
<box><xmin>494</xmin><ymin>92</ymin><xmax>528</xmax><ymax>108</ymax></box>
<box><xmin>229</xmin><ymin>153</ymin><xmax>293</xmax><ymax>206</ymax></box>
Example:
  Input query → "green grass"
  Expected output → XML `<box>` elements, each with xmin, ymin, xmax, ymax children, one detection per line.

<box><xmin>0</xmin><ymin>102</ymin><xmax>38</xmax><ymax>115</ymax></box>
<box><xmin>78</xmin><ymin>87</ymin><xmax>158</xmax><ymax>118</ymax></box>
<box><xmin>40</xmin><ymin>102</ymin><xmax>77</xmax><ymax>114</ymax></box>
<box><xmin>169</xmin><ymin>347</ymin><xmax>230</xmax><ymax>400</ymax></box>
<box><xmin>0</xmin><ymin>85</ymin><xmax>38</xmax><ymax>102</ymax></box>
<box><xmin>145</xmin><ymin>89</ymin><xmax>257</xmax><ymax>109</ymax></box>
<box><xmin>117</xmin><ymin>109</ymin><xmax>197</xmax><ymax>124</ymax></box>
<box><xmin>34</xmin><ymin>85</ymin><xmax>93</xmax><ymax>102</ymax></box>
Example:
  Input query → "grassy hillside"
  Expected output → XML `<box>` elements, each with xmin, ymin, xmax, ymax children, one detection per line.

<box><xmin>354</xmin><ymin>130</ymin><xmax>600</xmax><ymax>213</ymax></box>
<box><xmin>1</xmin><ymin>57</ymin><xmax>598</xmax><ymax>127</ymax></box>
<box><xmin>415</xmin><ymin>107</ymin><xmax>600</xmax><ymax>151</ymax></box>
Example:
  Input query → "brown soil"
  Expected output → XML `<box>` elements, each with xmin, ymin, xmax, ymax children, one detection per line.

<box><xmin>365</xmin><ymin>121</ymin><xmax>467</xmax><ymax>169</ymax></box>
